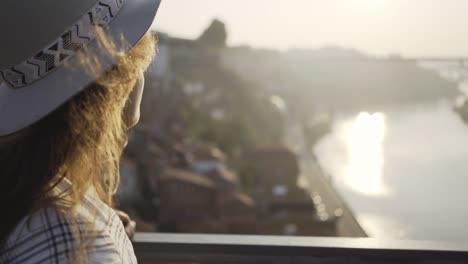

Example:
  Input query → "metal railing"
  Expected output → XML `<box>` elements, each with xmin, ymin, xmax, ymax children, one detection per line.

<box><xmin>133</xmin><ymin>233</ymin><xmax>468</xmax><ymax>263</ymax></box>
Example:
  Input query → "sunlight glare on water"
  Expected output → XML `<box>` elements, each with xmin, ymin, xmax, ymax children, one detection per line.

<box><xmin>316</xmin><ymin>102</ymin><xmax>468</xmax><ymax>241</ymax></box>
<box><xmin>341</xmin><ymin>112</ymin><xmax>390</xmax><ymax>196</ymax></box>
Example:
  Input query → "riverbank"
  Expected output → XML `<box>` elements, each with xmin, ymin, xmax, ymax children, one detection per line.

<box><xmin>287</xmin><ymin>121</ymin><xmax>367</xmax><ymax>237</ymax></box>
<box><xmin>299</xmin><ymin>152</ymin><xmax>367</xmax><ymax>237</ymax></box>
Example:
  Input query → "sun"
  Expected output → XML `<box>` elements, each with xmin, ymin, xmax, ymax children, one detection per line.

<box><xmin>351</xmin><ymin>0</ymin><xmax>390</xmax><ymax>12</ymax></box>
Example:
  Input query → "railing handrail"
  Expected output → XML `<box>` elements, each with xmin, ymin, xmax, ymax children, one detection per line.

<box><xmin>133</xmin><ymin>233</ymin><xmax>468</xmax><ymax>262</ymax></box>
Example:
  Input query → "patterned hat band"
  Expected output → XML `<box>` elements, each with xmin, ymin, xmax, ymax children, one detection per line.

<box><xmin>0</xmin><ymin>0</ymin><xmax>125</xmax><ymax>89</ymax></box>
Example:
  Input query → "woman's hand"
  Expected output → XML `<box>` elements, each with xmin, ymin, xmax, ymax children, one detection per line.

<box><xmin>115</xmin><ymin>210</ymin><xmax>137</xmax><ymax>239</ymax></box>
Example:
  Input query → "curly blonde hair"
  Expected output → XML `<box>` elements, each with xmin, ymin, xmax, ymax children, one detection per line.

<box><xmin>0</xmin><ymin>30</ymin><xmax>156</xmax><ymax>261</ymax></box>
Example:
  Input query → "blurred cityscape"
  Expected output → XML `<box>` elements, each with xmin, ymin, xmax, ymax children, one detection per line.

<box><xmin>116</xmin><ymin>19</ymin><xmax>466</xmax><ymax>238</ymax></box>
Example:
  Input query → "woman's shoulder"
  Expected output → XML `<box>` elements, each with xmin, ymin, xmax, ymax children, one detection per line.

<box><xmin>0</xmin><ymin>207</ymin><xmax>90</xmax><ymax>263</ymax></box>
<box><xmin>1</xmin><ymin>203</ymin><xmax>136</xmax><ymax>263</ymax></box>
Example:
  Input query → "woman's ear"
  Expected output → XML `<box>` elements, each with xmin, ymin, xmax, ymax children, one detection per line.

<box><xmin>123</xmin><ymin>72</ymin><xmax>145</xmax><ymax>129</ymax></box>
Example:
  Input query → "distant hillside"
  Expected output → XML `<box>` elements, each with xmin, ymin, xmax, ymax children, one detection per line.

<box><xmin>144</xmin><ymin>32</ymin><xmax>286</xmax><ymax>174</ymax></box>
<box><xmin>222</xmin><ymin>46</ymin><xmax>459</xmax><ymax>113</ymax></box>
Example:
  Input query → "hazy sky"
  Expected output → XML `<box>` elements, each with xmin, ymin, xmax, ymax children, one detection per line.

<box><xmin>151</xmin><ymin>0</ymin><xmax>468</xmax><ymax>57</ymax></box>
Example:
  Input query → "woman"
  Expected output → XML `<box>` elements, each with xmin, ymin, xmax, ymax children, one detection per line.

<box><xmin>0</xmin><ymin>0</ymin><xmax>161</xmax><ymax>262</ymax></box>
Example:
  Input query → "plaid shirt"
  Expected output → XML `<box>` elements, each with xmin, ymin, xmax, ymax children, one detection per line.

<box><xmin>0</xmin><ymin>180</ymin><xmax>137</xmax><ymax>263</ymax></box>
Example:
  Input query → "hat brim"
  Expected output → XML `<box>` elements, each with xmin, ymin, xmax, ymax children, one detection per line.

<box><xmin>0</xmin><ymin>0</ymin><xmax>161</xmax><ymax>136</ymax></box>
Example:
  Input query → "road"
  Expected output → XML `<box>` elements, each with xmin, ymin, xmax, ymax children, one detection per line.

<box><xmin>288</xmin><ymin>122</ymin><xmax>367</xmax><ymax>237</ymax></box>
<box><xmin>300</xmin><ymin>153</ymin><xmax>366</xmax><ymax>237</ymax></box>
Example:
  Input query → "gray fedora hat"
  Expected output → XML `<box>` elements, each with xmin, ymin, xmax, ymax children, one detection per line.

<box><xmin>0</xmin><ymin>0</ymin><xmax>161</xmax><ymax>136</ymax></box>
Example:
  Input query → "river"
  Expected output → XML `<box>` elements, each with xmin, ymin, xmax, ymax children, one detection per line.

<box><xmin>314</xmin><ymin>99</ymin><xmax>468</xmax><ymax>244</ymax></box>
